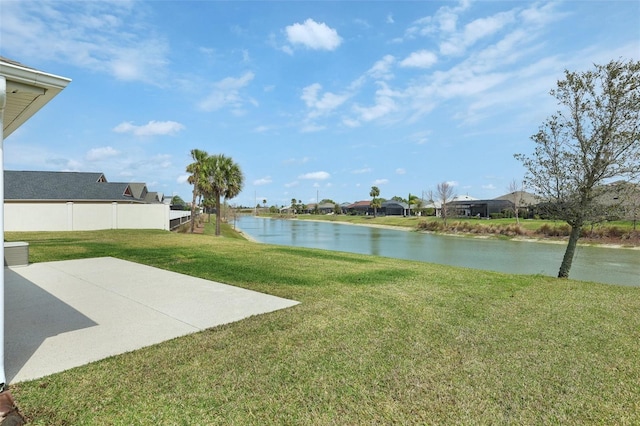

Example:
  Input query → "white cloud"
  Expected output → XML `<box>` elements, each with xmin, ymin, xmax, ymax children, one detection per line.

<box><xmin>440</xmin><ymin>11</ymin><xmax>516</xmax><ymax>56</ymax></box>
<box><xmin>342</xmin><ymin>118</ymin><xmax>361</xmax><ymax>128</ymax></box>
<box><xmin>151</xmin><ymin>154</ymin><xmax>172</xmax><ymax>169</ymax></box>
<box><xmin>354</xmin><ymin>18</ymin><xmax>370</xmax><ymax>29</ymax></box>
<box><xmin>373</xmin><ymin>179</ymin><xmax>389</xmax><ymax>185</ymax></box>
<box><xmin>177</xmin><ymin>174</ymin><xmax>190</xmax><ymax>184</ymax></box>
<box><xmin>386</xmin><ymin>14</ymin><xmax>395</xmax><ymax>24</ymax></box>
<box><xmin>199</xmin><ymin>72</ymin><xmax>256</xmax><ymax>112</ymax></box>
<box><xmin>284</xmin><ymin>181</ymin><xmax>299</xmax><ymax>188</ymax></box>
<box><xmin>283</xmin><ymin>157</ymin><xmax>310</xmax><ymax>165</ymax></box>
<box><xmin>520</xmin><ymin>2</ymin><xmax>565</xmax><ymax>26</ymax></box>
<box><xmin>367</xmin><ymin>55</ymin><xmax>396</xmax><ymax>80</ymax></box>
<box><xmin>0</xmin><ymin>1</ymin><xmax>169</xmax><ymax>84</ymax></box>
<box><xmin>285</xmin><ymin>18</ymin><xmax>342</xmax><ymax>51</ymax></box>
<box><xmin>299</xmin><ymin>171</ymin><xmax>331</xmax><ymax>180</ymax></box>
<box><xmin>86</xmin><ymin>146</ymin><xmax>120</xmax><ymax>161</ymax></box>
<box><xmin>301</xmin><ymin>83</ymin><xmax>350</xmax><ymax>119</ymax></box>
<box><xmin>281</xmin><ymin>45</ymin><xmax>294</xmax><ymax>55</ymax></box>
<box><xmin>301</xmin><ymin>123</ymin><xmax>326</xmax><ymax>133</ymax></box>
<box><xmin>352</xmin><ymin>168</ymin><xmax>372</xmax><ymax>174</ymax></box>
<box><xmin>396</xmin><ymin>168</ymin><xmax>406</xmax><ymax>175</ymax></box>
<box><xmin>253</xmin><ymin>176</ymin><xmax>273</xmax><ymax>186</ymax></box>
<box><xmin>113</xmin><ymin>120</ymin><xmax>185</xmax><ymax>137</ymax></box>
<box><xmin>352</xmin><ymin>82</ymin><xmax>399</xmax><ymax>122</ymax></box>
<box><xmin>409</xmin><ymin>131</ymin><xmax>431</xmax><ymax>145</ymax></box>
<box><xmin>400</xmin><ymin>50</ymin><xmax>438</xmax><ymax>68</ymax></box>
<box><xmin>405</xmin><ymin>0</ymin><xmax>471</xmax><ymax>39</ymax></box>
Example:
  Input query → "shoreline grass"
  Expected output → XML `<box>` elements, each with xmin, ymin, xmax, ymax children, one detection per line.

<box><xmin>5</xmin><ymin>229</ymin><xmax>640</xmax><ymax>424</ymax></box>
<box><xmin>272</xmin><ymin>213</ymin><xmax>640</xmax><ymax>248</ymax></box>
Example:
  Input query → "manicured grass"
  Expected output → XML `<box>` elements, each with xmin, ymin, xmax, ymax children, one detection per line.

<box><xmin>5</xmin><ymin>229</ymin><xmax>640</xmax><ymax>424</ymax></box>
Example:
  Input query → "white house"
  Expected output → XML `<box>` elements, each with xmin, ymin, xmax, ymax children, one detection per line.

<box><xmin>4</xmin><ymin>170</ymin><xmax>171</xmax><ymax>231</ymax></box>
<box><xmin>1</xmin><ymin>56</ymin><xmax>71</xmax><ymax>392</ymax></box>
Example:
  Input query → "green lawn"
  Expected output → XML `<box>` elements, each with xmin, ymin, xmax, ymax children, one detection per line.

<box><xmin>5</xmin><ymin>228</ymin><xmax>640</xmax><ymax>425</ymax></box>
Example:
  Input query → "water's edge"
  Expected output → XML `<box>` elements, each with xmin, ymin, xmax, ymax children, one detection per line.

<box><xmin>235</xmin><ymin>216</ymin><xmax>640</xmax><ymax>287</ymax></box>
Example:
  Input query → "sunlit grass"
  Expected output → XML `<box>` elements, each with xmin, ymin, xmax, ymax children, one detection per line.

<box><xmin>5</xmin><ymin>229</ymin><xmax>640</xmax><ymax>424</ymax></box>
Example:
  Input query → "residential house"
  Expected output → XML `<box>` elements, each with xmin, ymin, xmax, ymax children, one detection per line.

<box><xmin>316</xmin><ymin>202</ymin><xmax>336</xmax><ymax>214</ymax></box>
<box><xmin>595</xmin><ymin>181</ymin><xmax>640</xmax><ymax>221</ymax></box>
<box><xmin>346</xmin><ymin>200</ymin><xmax>373</xmax><ymax>215</ymax></box>
<box><xmin>1</xmin><ymin>56</ymin><xmax>71</xmax><ymax>388</ymax></box>
<box><xmin>4</xmin><ymin>170</ymin><xmax>171</xmax><ymax>231</ymax></box>
<box><xmin>381</xmin><ymin>200</ymin><xmax>409</xmax><ymax>216</ymax></box>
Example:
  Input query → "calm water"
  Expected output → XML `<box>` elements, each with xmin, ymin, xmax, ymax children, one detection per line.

<box><xmin>235</xmin><ymin>216</ymin><xmax>640</xmax><ymax>287</ymax></box>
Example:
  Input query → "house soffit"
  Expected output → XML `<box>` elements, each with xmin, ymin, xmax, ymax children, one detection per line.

<box><xmin>1</xmin><ymin>57</ymin><xmax>71</xmax><ymax>139</ymax></box>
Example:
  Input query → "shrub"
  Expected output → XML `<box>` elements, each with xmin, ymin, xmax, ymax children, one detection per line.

<box><xmin>417</xmin><ymin>221</ymin><xmax>444</xmax><ymax>232</ymax></box>
<box><xmin>606</xmin><ymin>226</ymin><xmax>625</xmax><ymax>238</ymax></box>
<box><xmin>536</xmin><ymin>223</ymin><xmax>571</xmax><ymax>237</ymax></box>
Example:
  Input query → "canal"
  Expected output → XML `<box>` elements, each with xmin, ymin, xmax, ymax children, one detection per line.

<box><xmin>235</xmin><ymin>216</ymin><xmax>640</xmax><ymax>287</ymax></box>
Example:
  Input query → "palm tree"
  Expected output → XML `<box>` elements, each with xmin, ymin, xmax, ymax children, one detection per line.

<box><xmin>370</xmin><ymin>186</ymin><xmax>380</xmax><ymax>217</ymax></box>
<box><xmin>206</xmin><ymin>154</ymin><xmax>244</xmax><ymax>236</ymax></box>
<box><xmin>408</xmin><ymin>193</ymin><xmax>420</xmax><ymax>216</ymax></box>
<box><xmin>186</xmin><ymin>149</ymin><xmax>209</xmax><ymax>233</ymax></box>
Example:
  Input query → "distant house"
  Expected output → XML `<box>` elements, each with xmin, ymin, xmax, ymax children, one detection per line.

<box><xmin>494</xmin><ymin>191</ymin><xmax>539</xmax><ymax>208</ymax></box>
<box><xmin>595</xmin><ymin>181</ymin><xmax>640</xmax><ymax>221</ymax></box>
<box><xmin>4</xmin><ymin>170</ymin><xmax>172</xmax><ymax>231</ymax></box>
<box><xmin>381</xmin><ymin>200</ymin><xmax>408</xmax><ymax>216</ymax></box>
<box><xmin>446</xmin><ymin>192</ymin><xmax>539</xmax><ymax>218</ymax></box>
<box><xmin>339</xmin><ymin>202</ymin><xmax>351</xmax><ymax>214</ymax></box>
<box><xmin>318</xmin><ymin>202</ymin><xmax>336</xmax><ymax>214</ymax></box>
<box><xmin>346</xmin><ymin>200</ymin><xmax>373</xmax><ymax>215</ymax></box>
<box><xmin>448</xmin><ymin>195</ymin><xmax>480</xmax><ymax>217</ymax></box>
<box><xmin>279</xmin><ymin>205</ymin><xmax>293</xmax><ymax>214</ymax></box>
<box><xmin>527</xmin><ymin>182</ymin><xmax>639</xmax><ymax>221</ymax></box>
<box><xmin>302</xmin><ymin>202</ymin><xmax>336</xmax><ymax>214</ymax></box>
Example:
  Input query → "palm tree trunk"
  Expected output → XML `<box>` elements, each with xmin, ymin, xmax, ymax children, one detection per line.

<box><xmin>190</xmin><ymin>187</ymin><xmax>197</xmax><ymax>234</ymax></box>
<box><xmin>558</xmin><ymin>222</ymin><xmax>582</xmax><ymax>278</ymax></box>
<box><xmin>215</xmin><ymin>193</ymin><xmax>222</xmax><ymax>236</ymax></box>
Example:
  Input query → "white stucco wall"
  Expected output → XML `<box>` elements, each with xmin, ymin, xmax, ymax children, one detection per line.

<box><xmin>4</xmin><ymin>202</ymin><xmax>170</xmax><ymax>231</ymax></box>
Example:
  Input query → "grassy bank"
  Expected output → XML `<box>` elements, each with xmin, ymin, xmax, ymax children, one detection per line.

<box><xmin>280</xmin><ymin>214</ymin><xmax>640</xmax><ymax>246</ymax></box>
<box><xmin>5</xmin><ymin>229</ymin><xmax>640</xmax><ymax>424</ymax></box>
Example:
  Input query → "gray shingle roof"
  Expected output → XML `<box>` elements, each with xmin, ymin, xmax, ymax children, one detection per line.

<box><xmin>5</xmin><ymin>171</ymin><xmax>144</xmax><ymax>202</ymax></box>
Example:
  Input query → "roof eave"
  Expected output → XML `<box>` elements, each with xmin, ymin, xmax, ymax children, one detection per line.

<box><xmin>1</xmin><ymin>59</ymin><xmax>72</xmax><ymax>138</ymax></box>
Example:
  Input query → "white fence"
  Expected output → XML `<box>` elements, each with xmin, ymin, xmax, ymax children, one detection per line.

<box><xmin>169</xmin><ymin>210</ymin><xmax>192</xmax><ymax>230</ymax></box>
<box><xmin>5</xmin><ymin>202</ymin><xmax>172</xmax><ymax>231</ymax></box>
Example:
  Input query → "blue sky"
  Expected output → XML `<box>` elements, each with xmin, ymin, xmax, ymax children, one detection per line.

<box><xmin>1</xmin><ymin>1</ymin><xmax>638</xmax><ymax>207</ymax></box>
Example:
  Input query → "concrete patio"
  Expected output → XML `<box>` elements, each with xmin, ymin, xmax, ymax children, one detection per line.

<box><xmin>4</xmin><ymin>257</ymin><xmax>299</xmax><ymax>384</ymax></box>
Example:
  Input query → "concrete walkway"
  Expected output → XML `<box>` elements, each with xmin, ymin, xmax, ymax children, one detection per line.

<box><xmin>4</xmin><ymin>257</ymin><xmax>299</xmax><ymax>384</ymax></box>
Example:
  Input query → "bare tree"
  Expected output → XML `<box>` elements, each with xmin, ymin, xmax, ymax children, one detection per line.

<box><xmin>436</xmin><ymin>181</ymin><xmax>455</xmax><ymax>226</ymax></box>
<box><xmin>515</xmin><ymin>59</ymin><xmax>640</xmax><ymax>279</ymax></box>
<box><xmin>508</xmin><ymin>179</ymin><xmax>523</xmax><ymax>224</ymax></box>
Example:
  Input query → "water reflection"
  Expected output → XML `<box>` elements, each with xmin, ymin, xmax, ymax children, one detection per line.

<box><xmin>236</xmin><ymin>216</ymin><xmax>640</xmax><ymax>287</ymax></box>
